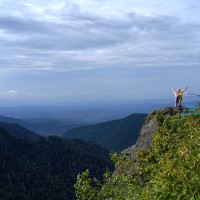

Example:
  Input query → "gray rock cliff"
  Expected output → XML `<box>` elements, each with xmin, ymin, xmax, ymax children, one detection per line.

<box><xmin>122</xmin><ymin>107</ymin><xmax>180</xmax><ymax>184</ymax></box>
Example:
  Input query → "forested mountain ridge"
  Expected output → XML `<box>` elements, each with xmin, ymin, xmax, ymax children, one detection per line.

<box><xmin>63</xmin><ymin>113</ymin><xmax>147</xmax><ymax>152</ymax></box>
<box><xmin>75</xmin><ymin>107</ymin><xmax>200</xmax><ymax>200</ymax></box>
<box><xmin>0</xmin><ymin>128</ymin><xmax>114</xmax><ymax>200</ymax></box>
<box><xmin>0</xmin><ymin>121</ymin><xmax>40</xmax><ymax>140</ymax></box>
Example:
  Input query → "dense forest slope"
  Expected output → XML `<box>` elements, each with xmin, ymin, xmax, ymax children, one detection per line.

<box><xmin>63</xmin><ymin>113</ymin><xmax>146</xmax><ymax>152</ymax></box>
<box><xmin>75</xmin><ymin>107</ymin><xmax>200</xmax><ymax>200</ymax></box>
<box><xmin>0</xmin><ymin>128</ymin><xmax>114</xmax><ymax>200</ymax></box>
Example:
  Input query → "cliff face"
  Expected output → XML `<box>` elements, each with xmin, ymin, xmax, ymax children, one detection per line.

<box><xmin>136</xmin><ymin>107</ymin><xmax>181</xmax><ymax>149</ymax></box>
<box><xmin>124</xmin><ymin>107</ymin><xmax>177</xmax><ymax>156</ymax></box>
<box><xmin>120</xmin><ymin>107</ymin><xmax>181</xmax><ymax>185</ymax></box>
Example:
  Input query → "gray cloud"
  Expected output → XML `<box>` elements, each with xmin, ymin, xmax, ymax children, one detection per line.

<box><xmin>1</xmin><ymin>9</ymin><xmax>199</xmax><ymax>51</ymax></box>
<box><xmin>0</xmin><ymin>15</ymin><xmax>52</xmax><ymax>34</ymax></box>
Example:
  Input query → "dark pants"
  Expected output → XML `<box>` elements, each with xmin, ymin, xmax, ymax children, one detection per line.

<box><xmin>176</xmin><ymin>96</ymin><xmax>182</xmax><ymax>107</ymax></box>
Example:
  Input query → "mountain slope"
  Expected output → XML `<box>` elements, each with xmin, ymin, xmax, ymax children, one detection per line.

<box><xmin>21</xmin><ymin>119</ymin><xmax>83</xmax><ymax>136</ymax></box>
<box><xmin>75</xmin><ymin>107</ymin><xmax>200</xmax><ymax>200</ymax></box>
<box><xmin>63</xmin><ymin>113</ymin><xmax>147</xmax><ymax>152</ymax></box>
<box><xmin>0</xmin><ymin>128</ymin><xmax>114</xmax><ymax>200</ymax></box>
<box><xmin>0</xmin><ymin>121</ymin><xmax>40</xmax><ymax>140</ymax></box>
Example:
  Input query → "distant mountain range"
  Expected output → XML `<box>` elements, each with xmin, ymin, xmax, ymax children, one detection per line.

<box><xmin>63</xmin><ymin>113</ymin><xmax>147</xmax><ymax>153</ymax></box>
<box><xmin>0</xmin><ymin>115</ymin><xmax>84</xmax><ymax>137</ymax></box>
<box><xmin>0</xmin><ymin>112</ymin><xmax>147</xmax><ymax>152</ymax></box>
<box><xmin>0</xmin><ymin>96</ymin><xmax>198</xmax><ymax>123</ymax></box>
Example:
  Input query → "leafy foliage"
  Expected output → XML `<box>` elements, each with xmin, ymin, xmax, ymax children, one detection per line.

<box><xmin>137</xmin><ymin>114</ymin><xmax>200</xmax><ymax>199</ymax></box>
<box><xmin>75</xmin><ymin>151</ymin><xmax>142</xmax><ymax>200</ymax></box>
<box><xmin>75</xmin><ymin>113</ymin><xmax>200</xmax><ymax>200</ymax></box>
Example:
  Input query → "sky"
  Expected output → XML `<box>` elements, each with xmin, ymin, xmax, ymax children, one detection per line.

<box><xmin>0</xmin><ymin>0</ymin><xmax>200</xmax><ymax>106</ymax></box>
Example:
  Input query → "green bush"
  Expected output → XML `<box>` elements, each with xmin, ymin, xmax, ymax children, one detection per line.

<box><xmin>137</xmin><ymin>115</ymin><xmax>200</xmax><ymax>199</ymax></box>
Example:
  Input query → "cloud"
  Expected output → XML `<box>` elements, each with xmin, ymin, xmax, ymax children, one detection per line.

<box><xmin>1</xmin><ymin>8</ymin><xmax>199</xmax><ymax>74</ymax></box>
<box><xmin>0</xmin><ymin>90</ymin><xmax>29</xmax><ymax>98</ymax></box>
<box><xmin>0</xmin><ymin>15</ymin><xmax>52</xmax><ymax>34</ymax></box>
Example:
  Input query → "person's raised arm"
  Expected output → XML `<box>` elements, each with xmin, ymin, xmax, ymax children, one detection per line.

<box><xmin>172</xmin><ymin>88</ymin><xmax>176</xmax><ymax>95</ymax></box>
<box><xmin>183</xmin><ymin>87</ymin><xmax>188</xmax><ymax>92</ymax></box>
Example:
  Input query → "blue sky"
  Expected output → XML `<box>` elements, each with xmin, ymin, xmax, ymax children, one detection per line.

<box><xmin>0</xmin><ymin>0</ymin><xmax>200</xmax><ymax>106</ymax></box>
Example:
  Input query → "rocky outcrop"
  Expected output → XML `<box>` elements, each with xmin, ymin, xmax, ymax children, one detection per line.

<box><xmin>122</xmin><ymin>107</ymin><xmax>180</xmax><ymax>184</ymax></box>
<box><xmin>134</xmin><ymin>107</ymin><xmax>179</xmax><ymax>152</ymax></box>
<box><xmin>125</xmin><ymin>107</ymin><xmax>177</xmax><ymax>153</ymax></box>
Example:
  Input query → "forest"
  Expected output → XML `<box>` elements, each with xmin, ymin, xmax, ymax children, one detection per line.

<box><xmin>0</xmin><ymin>127</ymin><xmax>114</xmax><ymax>200</ymax></box>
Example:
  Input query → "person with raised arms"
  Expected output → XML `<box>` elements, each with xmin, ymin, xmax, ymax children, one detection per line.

<box><xmin>172</xmin><ymin>87</ymin><xmax>188</xmax><ymax>107</ymax></box>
